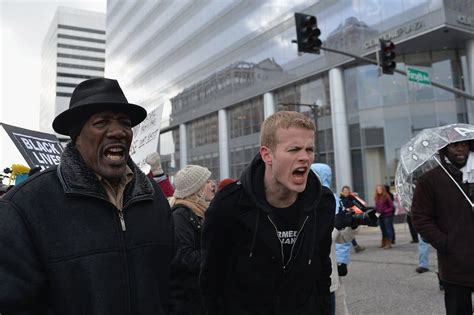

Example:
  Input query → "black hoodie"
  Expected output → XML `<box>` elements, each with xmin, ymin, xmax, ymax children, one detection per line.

<box><xmin>200</xmin><ymin>154</ymin><xmax>335</xmax><ymax>315</ymax></box>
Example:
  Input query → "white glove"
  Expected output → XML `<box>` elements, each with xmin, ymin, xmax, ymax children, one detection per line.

<box><xmin>145</xmin><ymin>152</ymin><xmax>163</xmax><ymax>175</ymax></box>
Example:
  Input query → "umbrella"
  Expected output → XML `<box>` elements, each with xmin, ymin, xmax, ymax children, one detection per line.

<box><xmin>395</xmin><ymin>123</ymin><xmax>474</xmax><ymax>212</ymax></box>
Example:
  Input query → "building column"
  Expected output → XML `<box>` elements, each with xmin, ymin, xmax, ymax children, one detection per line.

<box><xmin>218</xmin><ymin>109</ymin><xmax>230</xmax><ymax>179</ymax></box>
<box><xmin>329</xmin><ymin>67</ymin><xmax>352</xmax><ymax>190</ymax></box>
<box><xmin>264</xmin><ymin>92</ymin><xmax>276</xmax><ymax>118</ymax></box>
<box><xmin>179</xmin><ymin>123</ymin><xmax>187</xmax><ymax>167</ymax></box>
<box><xmin>466</xmin><ymin>39</ymin><xmax>474</xmax><ymax>123</ymax></box>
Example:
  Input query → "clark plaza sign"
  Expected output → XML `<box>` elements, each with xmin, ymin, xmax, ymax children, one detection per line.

<box><xmin>364</xmin><ymin>21</ymin><xmax>424</xmax><ymax>49</ymax></box>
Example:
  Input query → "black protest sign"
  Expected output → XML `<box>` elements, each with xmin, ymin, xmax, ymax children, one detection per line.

<box><xmin>2</xmin><ymin>123</ymin><xmax>63</xmax><ymax>169</ymax></box>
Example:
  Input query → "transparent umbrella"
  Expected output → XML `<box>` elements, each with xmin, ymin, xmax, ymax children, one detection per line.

<box><xmin>395</xmin><ymin>123</ymin><xmax>474</xmax><ymax>212</ymax></box>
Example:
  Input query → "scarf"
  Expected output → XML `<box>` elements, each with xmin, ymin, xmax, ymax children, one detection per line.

<box><xmin>171</xmin><ymin>193</ymin><xmax>209</xmax><ymax>218</ymax></box>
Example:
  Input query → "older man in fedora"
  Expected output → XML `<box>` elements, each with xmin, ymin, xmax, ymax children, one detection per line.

<box><xmin>0</xmin><ymin>78</ymin><xmax>174</xmax><ymax>314</ymax></box>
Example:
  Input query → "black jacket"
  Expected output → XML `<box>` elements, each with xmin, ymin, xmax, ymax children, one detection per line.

<box><xmin>0</xmin><ymin>143</ymin><xmax>174</xmax><ymax>315</ymax></box>
<box><xmin>169</xmin><ymin>205</ymin><xmax>206</xmax><ymax>315</ymax></box>
<box><xmin>200</xmin><ymin>154</ymin><xmax>335</xmax><ymax>315</ymax></box>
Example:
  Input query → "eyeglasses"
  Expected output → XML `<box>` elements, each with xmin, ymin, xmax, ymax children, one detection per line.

<box><xmin>447</xmin><ymin>141</ymin><xmax>469</xmax><ymax>148</ymax></box>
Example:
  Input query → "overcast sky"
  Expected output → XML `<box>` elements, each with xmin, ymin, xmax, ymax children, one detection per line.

<box><xmin>0</xmin><ymin>0</ymin><xmax>105</xmax><ymax>170</ymax></box>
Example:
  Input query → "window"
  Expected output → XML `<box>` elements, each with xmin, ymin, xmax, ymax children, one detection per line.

<box><xmin>58</xmin><ymin>43</ymin><xmax>105</xmax><ymax>53</ymax></box>
<box><xmin>58</xmin><ymin>24</ymin><xmax>105</xmax><ymax>35</ymax></box>
<box><xmin>228</xmin><ymin>97</ymin><xmax>264</xmax><ymax>139</ymax></box>
<box><xmin>58</xmin><ymin>34</ymin><xmax>106</xmax><ymax>44</ymax></box>
<box><xmin>229</xmin><ymin>145</ymin><xmax>259</xmax><ymax>178</ymax></box>
<box><xmin>187</xmin><ymin>114</ymin><xmax>219</xmax><ymax>148</ymax></box>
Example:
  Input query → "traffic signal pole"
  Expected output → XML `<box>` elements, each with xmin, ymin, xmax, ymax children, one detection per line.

<box><xmin>318</xmin><ymin>46</ymin><xmax>474</xmax><ymax>101</ymax></box>
<box><xmin>292</xmin><ymin>12</ymin><xmax>473</xmax><ymax>100</ymax></box>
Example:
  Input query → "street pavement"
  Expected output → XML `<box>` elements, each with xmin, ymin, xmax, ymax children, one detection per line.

<box><xmin>342</xmin><ymin>223</ymin><xmax>445</xmax><ymax>315</ymax></box>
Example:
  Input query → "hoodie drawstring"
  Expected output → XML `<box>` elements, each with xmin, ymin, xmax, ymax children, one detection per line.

<box><xmin>249</xmin><ymin>209</ymin><xmax>260</xmax><ymax>258</ymax></box>
<box><xmin>308</xmin><ymin>213</ymin><xmax>317</xmax><ymax>265</ymax></box>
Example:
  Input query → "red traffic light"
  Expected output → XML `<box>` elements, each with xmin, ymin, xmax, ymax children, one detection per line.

<box><xmin>379</xmin><ymin>39</ymin><xmax>396</xmax><ymax>75</ymax></box>
<box><xmin>303</xmin><ymin>15</ymin><xmax>316</xmax><ymax>29</ymax></box>
<box><xmin>294</xmin><ymin>13</ymin><xmax>322</xmax><ymax>54</ymax></box>
<box><xmin>382</xmin><ymin>41</ymin><xmax>395</xmax><ymax>52</ymax></box>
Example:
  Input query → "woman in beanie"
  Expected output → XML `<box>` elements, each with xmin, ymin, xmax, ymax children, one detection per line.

<box><xmin>169</xmin><ymin>164</ymin><xmax>212</xmax><ymax>315</ymax></box>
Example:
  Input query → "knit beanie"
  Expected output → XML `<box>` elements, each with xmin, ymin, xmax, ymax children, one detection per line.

<box><xmin>173</xmin><ymin>165</ymin><xmax>211</xmax><ymax>198</ymax></box>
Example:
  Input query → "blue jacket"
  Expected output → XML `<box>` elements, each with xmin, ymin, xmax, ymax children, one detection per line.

<box><xmin>310</xmin><ymin>163</ymin><xmax>352</xmax><ymax>265</ymax></box>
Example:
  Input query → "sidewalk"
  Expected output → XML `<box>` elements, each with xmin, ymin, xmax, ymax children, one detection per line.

<box><xmin>342</xmin><ymin>223</ymin><xmax>445</xmax><ymax>314</ymax></box>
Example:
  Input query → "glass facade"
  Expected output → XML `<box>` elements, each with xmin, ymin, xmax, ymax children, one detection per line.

<box><xmin>344</xmin><ymin>49</ymin><xmax>468</xmax><ymax>199</ymax></box>
<box><xmin>227</xmin><ymin>97</ymin><xmax>264</xmax><ymax>178</ymax></box>
<box><xmin>107</xmin><ymin>0</ymin><xmax>474</xmax><ymax>201</ymax></box>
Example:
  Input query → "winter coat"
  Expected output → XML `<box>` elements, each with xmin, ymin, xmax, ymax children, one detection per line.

<box><xmin>374</xmin><ymin>197</ymin><xmax>394</xmax><ymax>217</ymax></box>
<box><xmin>200</xmin><ymin>154</ymin><xmax>335</xmax><ymax>315</ymax></box>
<box><xmin>0</xmin><ymin>143</ymin><xmax>175</xmax><ymax>315</ymax></box>
<box><xmin>412</xmin><ymin>160</ymin><xmax>474</xmax><ymax>287</ymax></box>
<box><xmin>169</xmin><ymin>205</ymin><xmax>206</xmax><ymax>315</ymax></box>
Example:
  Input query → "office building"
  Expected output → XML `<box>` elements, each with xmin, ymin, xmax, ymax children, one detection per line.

<box><xmin>106</xmin><ymin>0</ymin><xmax>474</xmax><ymax>201</ymax></box>
<box><xmin>40</xmin><ymin>6</ymin><xmax>105</xmax><ymax>135</ymax></box>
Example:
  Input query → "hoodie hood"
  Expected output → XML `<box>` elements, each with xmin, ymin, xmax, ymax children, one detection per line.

<box><xmin>240</xmin><ymin>153</ymin><xmax>322</xmax><ymax>213</ymax></box>
<box><xmin>311</xmin><ymin>163</ymin><xmax>341</xmax><ymax>214</ymax></box>
<box><xmin>310</xmin><ymin>163</ymin><xmax>332</xmax><ymax>187</ymax></box>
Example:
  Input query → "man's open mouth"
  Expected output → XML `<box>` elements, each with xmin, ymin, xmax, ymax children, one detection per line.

<box><xmin>104</xmin><ymin>145</ymin><xmax>126</xmax><ymax>162</ymax></box>
<box><xmin>293</xmin><ymin>167</ymin><xmax>308</xmax><ymax>177</ymax></box>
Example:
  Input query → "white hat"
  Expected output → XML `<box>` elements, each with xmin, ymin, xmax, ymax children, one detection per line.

<box><xmin>173</xmin><ymin>165</ymin><xmax>211</xmax><ymax>198</ymax></box>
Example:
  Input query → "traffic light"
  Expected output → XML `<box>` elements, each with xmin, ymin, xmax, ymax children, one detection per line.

<box><xmin>379</xmin><ymin>39</ymin><xmax>396</xmax><ymax>75</ymax></box>
<box><xmin>294</xmin><ymin>13</ymin><xmax>322</xmax><ymax>54</ymax></box>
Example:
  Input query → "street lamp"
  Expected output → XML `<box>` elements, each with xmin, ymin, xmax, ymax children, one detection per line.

<box><xmin>277</xmin><ymin>102</ymin><xmax>322</xmax><ymax>160</ymax></box>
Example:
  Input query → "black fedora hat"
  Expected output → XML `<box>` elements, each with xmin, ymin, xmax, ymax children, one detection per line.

<box><xmin>52</xmin><ymin>78</ymin><xmax>147</xmax><ymax>136</ymax></box>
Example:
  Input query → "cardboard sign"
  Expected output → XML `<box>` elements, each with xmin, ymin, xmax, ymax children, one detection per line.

<box><xmin>130</xmin><ymin>105</ymin><xmax>163</xmax><ymax>172</ymax></box>
<box><xmin>1</xmin><ymin>123</ymin><xmax>63</xmax><ymax>170</ymax></box>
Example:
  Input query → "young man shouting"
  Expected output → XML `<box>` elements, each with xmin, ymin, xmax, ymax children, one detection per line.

<box><xmin>200</xmin><ymin>111</ymin><xmax>334</xmax><ymax>315</ymax></box>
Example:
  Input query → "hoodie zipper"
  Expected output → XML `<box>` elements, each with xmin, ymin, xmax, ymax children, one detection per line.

<box><xmin>118</xmin><ymin>208</ymin><xmax>126</xmax><ymax>231</ymax></box>
<box><xmin>267</xmin><ymin>214</ymin><xmax>309</xmax><ymax>270</ymax></box>
<box><xmin>285</xmin><ymin>215</ymin><xmax>309</xmax><ymax>269</ymax></box>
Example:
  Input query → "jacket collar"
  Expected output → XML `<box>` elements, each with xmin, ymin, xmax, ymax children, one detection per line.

<box><xmin>57</xmin><ymin>142</ymin><xmax>154</xmax><ymax>202</ymax></box>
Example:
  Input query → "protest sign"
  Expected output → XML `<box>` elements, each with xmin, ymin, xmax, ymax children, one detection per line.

<box><xmin>1</xmin><ymin>123</ymin><xmax>63</xmax><ymax>170</ymax></box>
<box><xmin>130</xmin><ymin>105</ymin><xmax>163</xmax><ymax>172</ymax></box>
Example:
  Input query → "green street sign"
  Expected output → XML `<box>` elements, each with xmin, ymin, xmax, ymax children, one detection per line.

<box><xmin>407</xmin><ymin>67</ymin><xmax>431</xmax><ymax>85</ymax></box>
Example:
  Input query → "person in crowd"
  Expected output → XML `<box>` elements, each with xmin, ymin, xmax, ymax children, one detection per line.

<box><xmin>146</xmin><ymin>151</ymin><xmax>175</xmax><ymax>197</ymax></box>
<box><xmin>169</xmin><ymin>164</ymin><xmax>212</xmax><ymax>315</ymax></box>
<box><xmin>203</xmin><ymin>178</ymin><xmax>216</xmax><ymax>202</ymax></box>
<box><xmin>0</xmin><ymin>78</ymin><xmax>175</xmax><ymax>314</ymax></box>
<box><xmin>393</xmin><ymin>188</ymin><xmax>418</xmax><ymax>244</ymax></box>
<box><xmin>311</xmin><ymin>163</ymin><xmax>355</xmax><ymax>315</ymax></box>
<box><xmin>216</xmin><ymin>177</ymin><xmax>236</xmax><ymax>192</ymax></box>
<box><xmin>384</xmin><ymin>184</ymin><xmax>396</xmax><ymax>244</ymax></box>
<box><xmin>200</xmin><ymin>111</ymin><xmax>334</xmax><ymax>314</ymax></box>
<box><xmin>340</xmin><ymin>185</ymin><xmax>365</xmax><ymax>253</ymax></box>
<box><xmin>412</xmin><ymin>140</ymin><xmax>474</xmax><ymax>314</ymax></box>
<box><xmin>416</xmin><ymin>234</ymin><xmax>430</xmax><ymax>273</ymax></box>
<box><xmin>374</xmin><ymin>184</ymin><xmax>395</xmax><ymax>249</ymax></box>
<box><xmin>406</xmin><ymin>212</ymin><xmax>419</xmax><ymax>243</ymax></box>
